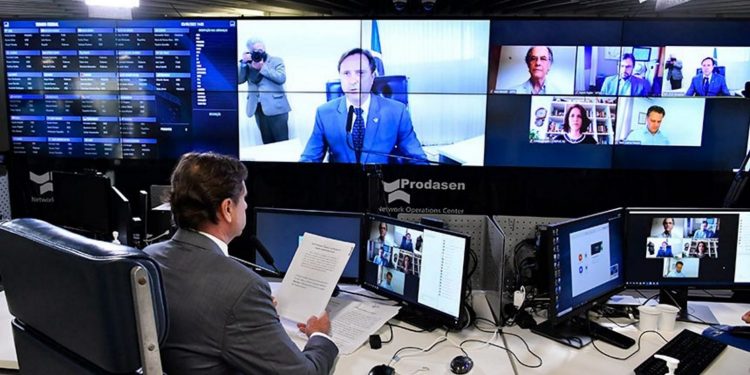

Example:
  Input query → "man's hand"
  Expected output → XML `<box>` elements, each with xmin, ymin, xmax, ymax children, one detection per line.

<box><xmin>742</xmin><ymin>310</ymin><xmax>750</xmax><ymax>324</ymax></box>
<box><xmin>297</xmin><ymin>311</ymin><xmax>332</xmax><ymax>337</ymax></box>
<box><xmin>242</xmin><ymin>52</ymin><xmax>252</xmax><ymax>63</ymax></box>
<box><xmin>251</xmin><ymin>60</ymin><xmax>264</xmax><ymax>71</ymax></box>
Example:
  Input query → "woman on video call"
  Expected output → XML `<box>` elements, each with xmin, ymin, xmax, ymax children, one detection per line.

<box><xmin>553</xmin><ymin>104</ymin><xmax>598</xmax><ymax>144</ymax></box>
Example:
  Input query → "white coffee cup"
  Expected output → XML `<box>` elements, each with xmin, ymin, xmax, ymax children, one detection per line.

<box><xmin>638</xmin><ymin>305</ymin><xmax>661</xmax><ymax>331</ymax></box>
<box><xmin>656</xmin><ymin>304</ymin><xmax>680</xmax><ymax>332</ymax></box>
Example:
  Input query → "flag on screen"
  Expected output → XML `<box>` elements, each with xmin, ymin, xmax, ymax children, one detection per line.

<box><xmin>371</xmin><ymin>20</ymin><xmax>385</xmax><ymax>76</ymax></box>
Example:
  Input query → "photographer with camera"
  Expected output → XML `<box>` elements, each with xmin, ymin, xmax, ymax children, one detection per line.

<box><xmin>238</xmin><ymin>39</ymin><xmax>291</xmax><ymax>144</ymax></box>
<box><xmin>665</xmin><ymin>54</ymin><xmax>683</xmax><ymax>90</ymax></box>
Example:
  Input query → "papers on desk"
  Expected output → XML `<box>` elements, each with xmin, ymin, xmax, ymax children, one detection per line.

<box><xmin>327</xmin><ymin>298</ymin><xmax>400</xmax><ymax>355</ymax></box>
<box><xmin>275</xmin><ymin>233</ymin><xmax>355</xmax><ymax>323</ymax></box>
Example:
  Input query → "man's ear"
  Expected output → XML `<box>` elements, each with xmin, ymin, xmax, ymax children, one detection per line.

<box><xmin>220</xmin><ymin>198</ymin><xmax>234</xmax><ymax>223</ymax></box>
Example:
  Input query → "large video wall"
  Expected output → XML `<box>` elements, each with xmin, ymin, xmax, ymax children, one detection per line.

<box><xmin>3</xmin><ymin>18</ymin><xmax>750</xmax><ymax>171</ymax></box>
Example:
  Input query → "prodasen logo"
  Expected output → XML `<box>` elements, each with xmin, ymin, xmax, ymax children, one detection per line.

<box><xmin>29</xmin><ymin>171</ymin><xmax>53</xmax><ymax>195</ymax></box>
<box><xmin>382</xmin><ymin>178</ymin><xmax>466</xmax><ymax>204</ymax></box>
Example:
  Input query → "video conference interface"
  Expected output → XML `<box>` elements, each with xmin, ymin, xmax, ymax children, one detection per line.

<box><xmin>625</xmin><ymin>210</ymin><xmax>750</xmax><ymax>288</ymax></box>
<box><xmin>549</xmin><ymin>208</ymin><xmax>625</xmax><ymax>321</ymax></box>
<box><xmin>3</xmin><ymin>19</ymin><xmax>750</xmax><ymax>170</ymax></box>
<box><xmin>362</xmin><ymin>217</ymin><xmax>468</xmax><ymax>321</ymax></box>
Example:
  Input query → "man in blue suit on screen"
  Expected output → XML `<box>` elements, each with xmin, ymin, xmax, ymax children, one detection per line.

<box><xmin>300</xmin><ymin>48</ymin><xmax>427</xmax><ymax>164</ymax></box>
<box><xmin>685</xmin><ymin>57</ymin><xmax>730</xmax><ymax>96</ymax></box>
<box><xmin>600</xmin><ymin>53</ymin><xmax>651</xmax><ymax>96</ymax></box>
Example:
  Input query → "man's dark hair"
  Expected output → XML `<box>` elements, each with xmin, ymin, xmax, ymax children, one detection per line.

<box><xmin>701</xmin><ymin>56</ymin><xmax>716</xmax><ymax>66</ymax></box>
<box><xmin>169</xmin><ymin>152</ymin><xmax>248</xmax><ymax>230</ymax></box>
<box><xmin>524</xmin><ymin>46</ymin><xmax>554</xmax><ymax>65</ymax></box>
<box><xmin>621</xmin><ymin>53</ymin><xmax>636</xmax><ymax>65</ymax></box>
<box><xmin>702</xmin><ymin>220</ymin><xmax>708</xmax><ymax>225</ymax></box>
<box><xmin>676</xmin><ymin>261</ymin><xmax>684</xmax><ymax>266</ymax></box>
<box><xmin>662</xmin><ymin>217</ymin><xmax>674</xmax><ymax>226</ymax></box>
<box><xmin>337</xmin><ymin>48</ymin><xmax>377</xmax><ymax>73</ymax></box>
<box><xmin>646</xmin><ymin>105</ymin><xmax>665</xmax><ymax>117</ymax></box>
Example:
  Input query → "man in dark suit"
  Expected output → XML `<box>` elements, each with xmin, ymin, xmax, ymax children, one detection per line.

<box><xmin>300</xmin><ymin>48</ymin><xmax>427</xmax><ymax>164</ymax></box>
<box><xmin>685</xmin><ymin>57</ymin><xmax>730</xmax><ymax>96</ymax></box>
<box><xmin>239</xmin><ymin>39</ymin><xmax>292</xmax><ymax>144</ymax></box>
<box><xmin>144</xmin><ymin>152</ymin><xmax>337</xmax><ymax>374</ymax></box>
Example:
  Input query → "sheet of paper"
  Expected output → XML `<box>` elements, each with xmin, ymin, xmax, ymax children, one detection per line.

<box><xmin>328</xmin><ymin>298</ymin><xmax>401</xmax><ymax>355</ymax></box>
<box><xmin>276</xmin><ymin>233</ymin><xmax>355</xmax><ymax>323</ymax></box>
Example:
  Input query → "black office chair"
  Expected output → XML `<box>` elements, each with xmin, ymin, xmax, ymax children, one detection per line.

<box><xmin>0</xmin><ymin>218</ymin><xmax>168</xmax><ymax>374</ymax></box>
<box><xmin>325</xmin><ymin>75</ymin><xmax>409</xmax><ymax>106</ymax></box>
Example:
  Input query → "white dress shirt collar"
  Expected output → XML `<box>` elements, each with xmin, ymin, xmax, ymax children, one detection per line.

<box><xmin>346</xmin><ymin>95</ymin><xmax>372</xmax><ymax>127</ymax></box>
<box><xmin>197</xmin><ymin>230</ymin><xmax>229</xmax><ymax>257</ymax></box>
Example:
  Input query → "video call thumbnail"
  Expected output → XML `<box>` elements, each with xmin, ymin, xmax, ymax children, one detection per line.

<box><xmin>529</xmin><ymin>96</ymin><xmax>617</xmax><ymax>145</ymax></box>
<box><xmin>491</xmin><ymin>45</ymin><xmax>577</xmax><ymax>95</ymax></box>
<box><xmin>660</xmin><ymin>46</ymin><xmax>750</xmax><ymax>98</ymax></box>
<box><xmin>615</xmin><ymin>97</ymin><xmax>705</xmax><ymax>147</ymax></box>
<box><xmin>574</xmin><ymin>46</ymin><xmax>665</xmax><ymax>97</ymax></box>
<box><xmin>236</xmin><ymin>19</ymin><xmax>489</xmax><ymax>165</ymax></box>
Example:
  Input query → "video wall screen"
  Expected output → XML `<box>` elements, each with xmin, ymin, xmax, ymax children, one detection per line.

<box><xmin>2</xmin><ymin>18</ymin><xmax>749</xmax><ymax>171</ymax></box>
<box><xmin>2</xmin><ymin>19</ymin><xmax>238</xmax><ymax>159</ymax></box>
<box><xmin>236</xmin><ymin>19</ymin><xmax>489</xmax><ymax>166</ymax></box>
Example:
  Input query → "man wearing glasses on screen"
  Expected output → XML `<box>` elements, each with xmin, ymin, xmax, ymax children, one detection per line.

<box><xmin>600</xmin><ymin>53</ymin><xmax>651</xmax><ymax>97</ymax></box>
<box><xmin>512</xmin><ymin>46</ymin><xmax>559</xmax><ymax>95</ymax></box>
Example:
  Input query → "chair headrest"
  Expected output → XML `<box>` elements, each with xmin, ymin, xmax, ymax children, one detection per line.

<box><xmin>0</xmin><ymin>218</ymin><xmax>168</xmax><ymax>373</ymax></box>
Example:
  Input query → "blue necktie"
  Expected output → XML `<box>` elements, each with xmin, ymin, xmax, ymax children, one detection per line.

<box><xmin>703</xmin><ymin>77</ymin><xmax>709</xmax><ymax>95</ymax></box>
<box><xmin>352</xmin><ymin>107</ymin><xmax>365</xmax><ymax>154</ymax></box>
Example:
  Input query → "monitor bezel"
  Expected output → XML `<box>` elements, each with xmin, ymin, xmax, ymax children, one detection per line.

<box><xmin>253</xmin><ymin>207</ymin><xmax>364</xmax><ymax>283</ymax></box>
<box><xmin>624</xmin><ymin>207</ymin><xmax>750</xmax><ymax>289</ymax></box>
<box><xmin>362</xmin><ymin>214</ymin><xmax>471</xmax><ymax>329</ymax></box>
<box><xmin>546</xmin><ymin>207</ymin><xmax>627</xmax><ymax>325</ymax></box>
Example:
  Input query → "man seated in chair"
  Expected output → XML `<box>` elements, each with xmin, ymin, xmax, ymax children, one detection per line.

<box><xmin>144</xmin><ymin>152</ymin><xmax>338</xmax><ymax>374</ymax></box>
<box><xmin>300</xmin><ymin>48</ymin><xmax>427</xmax><ymax>164</ymax></box>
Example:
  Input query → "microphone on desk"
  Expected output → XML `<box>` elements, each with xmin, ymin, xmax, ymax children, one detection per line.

<box><xmin>250</xmin><ymin>235</ymin><xmax>282</xmax><ymax>275</ymax></box>
<box><xmin>230</xmin><ymin>255</ymin><xmax>281</xmax><ymax>276</ymax></box>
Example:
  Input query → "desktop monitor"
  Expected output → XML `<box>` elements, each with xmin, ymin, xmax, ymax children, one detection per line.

<box><xmin>51</xmin><ymin>171</ymin><xmax>131</xmax><ymax>244</ymax></box>
<box><xmin>532</xmin><ymin>208</ymin><xmax>629</xmax><ymax>349</ymax></box>
<box><xmin>624</xmin><ymin>208</ymin><xmax>750</xmax><ymax>321</ymax></box>
<box><xmin>361</xmin><ymin>214</ymin><xmax>470</xmax><ymax>330</ymax></box>
<box><xmin>254</xmin><ymin>208</ymin><xmax>363</xmax><ymax>281</ymax></box>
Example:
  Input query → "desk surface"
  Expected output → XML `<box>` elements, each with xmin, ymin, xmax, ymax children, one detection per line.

<box><xmin>505</xmin><ymin>300</ymin><xmax>750</xmax><ymax>375</ymax></box>
<box><xmin>0</xmin><ymin>289</ymin><xmax>748</xmax><ymax>374</ymax></box>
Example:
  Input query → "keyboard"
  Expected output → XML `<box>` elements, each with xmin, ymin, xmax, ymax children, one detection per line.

<box><xmin>634</xmin><ymin>329</ymin><xmax>726</xmax><ymax>375</ymax></box>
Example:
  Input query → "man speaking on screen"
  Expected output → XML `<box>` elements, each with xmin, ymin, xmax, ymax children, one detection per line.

<box><xmin>300</xmin><ymin>48</ymin><xmax>427</xmax><ymax>164</ymax></box>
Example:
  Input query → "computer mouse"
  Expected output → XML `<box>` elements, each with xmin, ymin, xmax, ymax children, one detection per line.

<box><xmin>369</xmin><ymin>364</ymin><xmax>395</xmax><ymax>375</ymax></box>
<box><xmin>728</xmin><ymin>325</ymin><xmax>750</xmax><ymax>339</ymax></box>
<box><xmin>450</xmin><ymin>355</ymin><xmax>474</xmax><ymax>374</ymax></box>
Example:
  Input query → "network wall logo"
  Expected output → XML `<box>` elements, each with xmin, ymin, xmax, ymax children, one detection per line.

<box><xmin>382</xmin><ymin>178</ymin><xmax>466</xmax><ymax>204</ymax></box>
<box><xmin>29</xmin><ymin>171</ymin><xmax>53</xmax><ymax>196</ymax></box>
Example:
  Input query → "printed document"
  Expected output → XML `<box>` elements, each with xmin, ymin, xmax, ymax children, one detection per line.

<box><xmin>276</xmin><ymin>233</ymin><xmax>355</xmax><ymax>323</ymax></box>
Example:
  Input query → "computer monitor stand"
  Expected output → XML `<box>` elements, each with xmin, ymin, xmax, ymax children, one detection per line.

<box><xmin>659</xmin><ymin>287</ymin><xmax>719</xmax><ymax>325</ymax></box>
<box><xmin>531</xmin><ymin>314</ymin><xmax>635</xmax><ymax>350</ymax></box>
<box><xmin>393</xmin><ymin>305</ymin><xmax>441</xmax><ymax>332</ymax></box>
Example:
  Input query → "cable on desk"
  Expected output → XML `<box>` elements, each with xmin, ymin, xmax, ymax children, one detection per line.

<box><xmin>602</xmin><ymin>315</ymin><xmax>638</xmax><ymax>328</ymax></box>
<box><xmin>382</xmin><ymin>323</ymin><xmax>395</xmax><ymax>344</ymax></box>
<box><xmin>390</xmin><ymin>323</ymin><xmax>426</xmax><ymax>333</ymax></box>
<box><xmin>590</xmin><ymin>330</ymin><xmax>668</xmax><ymax>361</ymax></box>
<box><xmin>388</xmin><ymin>330</ymin><xmax>449</xmax><ymax>366</ymax></box>
<box><xmin>337</xmin><ymin>289</ymin><xmax>391</xmax><ymax>301</ymax></box>
<box><xmin>461</xmin><ymin>334</ymin><xmax>543</xmax><ymax>369</ymax></box>
<box><xmin>635</xmin><ymin>289</ymin><xmax>659</xmax><ymax>306</ymax></box>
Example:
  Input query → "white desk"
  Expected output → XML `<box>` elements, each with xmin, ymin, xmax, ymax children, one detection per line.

<box><xmin>0</xmin><ymin>292</ymin><xmax>17</xmax><ymax>370</ymax></box>
<box><xmin>504</xmin><ymin>301</ymin><xmax>750</xmax><ymax>375</ymax></box>
<box><xmin>0</xmin><ymin>289</ymin><xmax>747</xmax><ymax>374</ymax></box>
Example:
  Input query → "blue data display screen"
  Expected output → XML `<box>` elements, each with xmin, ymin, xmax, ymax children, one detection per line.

<box><xmin>3</xmin><ymin>19</ymin><xmax>238</xmax><ymax>159</ymax></box>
